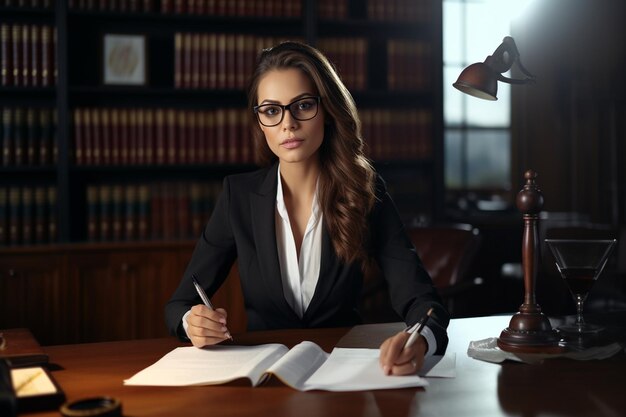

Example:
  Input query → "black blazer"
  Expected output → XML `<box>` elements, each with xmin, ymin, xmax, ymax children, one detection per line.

<box><xmin>165</xmin><ymin>163</ymin><xmax>449</xmax><ymax>354</ymax></box>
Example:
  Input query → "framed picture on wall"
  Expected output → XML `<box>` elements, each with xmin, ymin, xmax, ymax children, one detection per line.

<box><xmin>103</xmin><ymin>34</ymin><xmax>147</xmax><ymax>85</ymax></box>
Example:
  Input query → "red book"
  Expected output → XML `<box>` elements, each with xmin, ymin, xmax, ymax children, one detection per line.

<box><xmin>13</xmin><ymin>108</ymin><xmax>24</xmax><ymax>166</ymax></box>
<box><xmin>98</xmin><ymin>185</ymin><xmax>111</xmax><ymax>241</ymax></box>
<box><xmin>174</xmin><ymin>33</ymin><xmax>182</xmax><ymax>88</ymax></box>
<box><xmin>204</xmin><ymin>110</ymin><xmax>215</xmax><ymax>162</ymax></box>
<box><xmin>119</xmin><ymin>109</ymin><xmax>129</xmax><ymax>165</ymax></box>
<box><xmin>47</xmin><ymin>186</ymin><xmax>57</xmax><ymax>243</ymax></box>
<box><xmin>177</xmin><ymin>110</ymin><xmax>187</xmax><ymax>164</ymax></box>
<box><xmin>161</xmin><ymin>0</ymin><xmax>172</xmax><ymax>13</ymax></box>
<box><xmin>82</xmin><ymin>108</ymin><xmax>92</xmax><ymax>165</ymax></box>
<box><xmin>1</xmin><ymin>24</ymin><xmax>12</xmax><ymax>86</ymax></box>
<box><xmin>199</xmin><ymin>34</ymin><xmax>209</xmax><ymax>88</ymax></box>
<box><xmin>26</xmin><ymin>108</ymin><xmax>38</xmax><ymax>166</ymax></box>
<box><xmin>137</xmin><ymin>185</ymin><xmax>149</xmax><ymax>240</ymax></box>
<box><xmin>21</xmin><ymin>187</ymin><xmax>33</xmax><ymax>245</ymax></box>
<box><xmin>38</xmin><ymin>108</ymin><xmax>51</xmax><ymax>166</ymax></box>
<box><xmin>183</xmin><ymin>33</ymin><xmax>192</xmax><ymax>88</ymax></box>
<box><xmin>12</xmin><ymin>25</ymin><xmax>22</xmax><ymax>87</ymax></box>
<box><xmin>155</xmin><ymin>109</ymin><xmax>165</xmax><ymax>164</ymax></box>
<box><xmin>143</xmin><ymin>109</ymin><xmax>154</xmax><ymax>165</ymax></box>
<box><xmin>226</xmin><ymin>34</ymin><xmax>235</xmax><ymax>89</ymax></box>
<box><xmin>91</xmin><ymin>108</ymin><xmax>101</xmax><ymax>165</ymax></box>
<box><xmin>111</xmin><ymin>185</ymin><xmax>123</xmax><ymax>241</ymax></box>
<box><xmin>0</xmin><ymin>187</ymin><xmax>7</xmax><ymax>245</ymax></box>
<box><xmin>191</xmin><ymin>33</ymin><xmax>200</xmax><ymax>89</ymax></box>
<box><xmin>21</xmin><ymin>25</ymin><xmax>30</xmax><ymax>87</ymax></box>
<box><xmin>100</xmin><ymin>108</ymin><xmax>111</xmax><ymax>165</ymax></box>
<box><xmin>8</xmin><ymin>187</ymin><xmax>21</xmax><ymax>245</ymax></box>
<box><xmin>124</xmin><ymin>184</ymin><xmax>137</xmax><ymax>241</ymax></box>
<box><xmin>128</xmin><ymin>109</ymin><xmax>137</xmax><ymax>165</ymax></box>
<box><xmin>3</xmin><ymin>108</ymin><xmax>13</xmax><ymax>166</ymax></box>
<box><xmin>208</xmin><ymin>33</ymin><xmax>217</xmax><ymax>89</ymax></box>
<box><xmin>34</xmin><ymin>186</ymin><xmax>46</xmax><ymax>243</ymax></box>
<box><xmin>166</xmin><ymin>109</ymin><xmax>177</xmax><ymax>164</ymax></box>
<box><xmin>86</xmin><ymin>185</ymin><xmax>98</xmax><ymax>241</ymax></box>
<box><xmin>216</xmin><ymin>33</ymin><xmax>226</xmax><ymax>88</ymax></box>
<box><xmin>110</xmin><ymin>108</ymin><xmax>120</xmax><ymax>165</ymax></box>
<box><xmin>215</xmin><ymin>109</ymin><xmax>226</xmax><ymax>163</ymax></box>
<box><xmin>30</xmin><ymin>25</ymin><xmax>39</xmax><ymax>87</ymax></box>
<box><xmin>186</xmin><ymin>110</ymin><xmax>197</xmax><ymax>164</ymax></box>
<box><xmin>40</xmin><ymin>25</ymin><xmax>52</xmax><ymax>86</ymax></box>
<box><xmin>136</xmin><ymin>109</ymin><xmax>145</xmax><ymax>165</ymax></box>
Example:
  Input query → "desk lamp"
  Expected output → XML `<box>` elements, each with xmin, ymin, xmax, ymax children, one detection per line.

<box><xmin>454</xmin><ymin>37</ymin><xmax>561</xmax><ymax>352</ymax></box>
<box><xmin>453</xmin><ymin>36</ymin><xmax>535</xmax><ymax>100</ymax></box>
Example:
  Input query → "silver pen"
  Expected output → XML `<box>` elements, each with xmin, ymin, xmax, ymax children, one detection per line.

<box><xmin>192</xmin><ymin>274</ymin><xmax>233</xmax><ymax>341</ymax></box>
<box><xmin>403</xmin><ymin>307</ymin><xmax>433</xmax><ymax>349</ymax></box>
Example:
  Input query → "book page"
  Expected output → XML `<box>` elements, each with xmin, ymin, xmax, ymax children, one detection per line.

<box><xmin>302</xmin><ymin>348</ymin><xmax>428</xmax><ymax>392</ymax></box>
<box><xmin>124</xmin><ymin>344</ymin><xmax>288</xmax><ymax>386</ymax></box>
<box><xmin>264</xmin><ymin>341</ymin><xmax>329</xmax><ymax>390</ymax></box>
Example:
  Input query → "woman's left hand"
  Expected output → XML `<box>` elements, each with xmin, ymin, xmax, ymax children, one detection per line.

<box><xmin>379</xmin><ymin>331</ymin><xmax>427</xmax><ymax>376</ymax></box>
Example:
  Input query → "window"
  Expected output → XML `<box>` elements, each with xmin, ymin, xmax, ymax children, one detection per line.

<box><xmin>443</xmin><ymin>0</ymin><xmax>535</xmax><ymax>212</ymax></box>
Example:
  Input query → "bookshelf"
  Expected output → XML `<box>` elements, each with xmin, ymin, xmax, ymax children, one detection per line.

<box><xmin>1</xmin><ymin>0</ymin><xmax>443</xmax><ymax>345</ymax></box>
<box><xmin>1</xmin><ymin>0</ymin><xmax>443</xmax><ymax>248</ymax></box>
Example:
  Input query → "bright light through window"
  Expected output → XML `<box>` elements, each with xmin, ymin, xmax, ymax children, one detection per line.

<box><xmin>443</xmin><ymin>0</ymin><xmax>536</xmax><ymax>205</ymax></box>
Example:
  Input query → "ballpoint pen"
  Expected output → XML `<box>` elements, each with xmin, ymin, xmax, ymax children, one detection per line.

<box><xmin>192</xmin><ymin>274</ymin><xmax>233</xmax><ymax>341</ymax></box>
<box><xmin>403</xmin><ymin>307</ymin><xmax>433</xmax><ymax>350</ymax></box>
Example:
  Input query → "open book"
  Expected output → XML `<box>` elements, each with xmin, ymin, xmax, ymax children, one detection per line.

<box><xmin>124</xmin><ymin>341</ymin><xmax>442</xmax><ymax>391</ymax></box>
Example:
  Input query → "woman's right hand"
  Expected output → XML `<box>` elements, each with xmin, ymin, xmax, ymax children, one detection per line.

<box><xmin>185</xmin><ymin>304</ymin><xmax>232</xmax><ymax>348</ymax></box>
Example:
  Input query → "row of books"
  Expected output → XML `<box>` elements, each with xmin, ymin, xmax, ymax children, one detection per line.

<box><xmin>73</xmin><ymin>107</ymin><xmax>255</xmax><ymax>166</ymax></box>
<box><xmin>86</xmin><ymin>181</ymin><xmax>221</xmax><ymax>242</ymax></box>
<box><xmin>173</xmin><ymin>33</ymin><xmax>294</xmax><ymax>90</ymax></box>
<box><xmin>67</xmin><ymin>0</ymin><xmax>302</xmax><ymax>16</ymax></box>
<box><xmin>318</xmin><ymin>0</ymin><xmax>348</xmax><ymax>20</ymax></box>
<box><xmin>2</xmin><ymin>107</ymin><xmax>57</xmax><ymax>167</ymax></box>
<box><xmin>318</xmin><ymin>38</ymin><xmax>368</xmax><ymax>91</ymax></box>
<box><xmin>360</xmin><ymin>108</ymin><xmax>433</xmax><ymax>161</ymax></box>
<box><xmin>1</xmin><ymin>0</ymin><xmax>54</xmax><ymax>8</ymax></box>
<box><xmin>0</xmin><ymin>24</ymin><xmax>57</xmax><ymax>88</ymax></box>
<box><xmin>387</xmin><ymin>40</ymin><xmax>432</xmax><ymax>91</ymax></box>
<box><xmin>367</xmin><ymin>0</ymin><xmax>433</xmax><ymax>22</ymax></box>
<box><xmin>0</xmin><ymin>185</ymin><xmax>57</xmax><ymax>247</ymax></box>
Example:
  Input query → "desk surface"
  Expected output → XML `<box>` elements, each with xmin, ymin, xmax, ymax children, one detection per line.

<box><xmin>27</xmin><ymin>315</ymin><xmax>626</xmax><ymax>417</ymax></box>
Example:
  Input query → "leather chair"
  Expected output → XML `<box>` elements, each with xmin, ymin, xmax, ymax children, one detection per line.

<box><xmin>359</xmin><ymin>224</ymin><xmax>483</xmax><ymax>322</ymax></box>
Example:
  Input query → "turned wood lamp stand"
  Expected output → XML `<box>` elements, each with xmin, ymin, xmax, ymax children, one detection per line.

<box><xmin>497</xmin><ymin>170</ymin><xmax>562</xmax><ymax>352</ymax></box>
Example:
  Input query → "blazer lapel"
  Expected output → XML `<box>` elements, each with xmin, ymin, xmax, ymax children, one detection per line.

<box><xmin>250</xmin><ymin>164</ymin><xmax>300</xmax><ymax>319</ymax></box>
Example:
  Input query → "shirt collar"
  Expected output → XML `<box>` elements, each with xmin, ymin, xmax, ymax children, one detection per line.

<box><xmin>276</xmin><ymin>164</ymin><xmax>321</xmax><ymax>226</ymax></box>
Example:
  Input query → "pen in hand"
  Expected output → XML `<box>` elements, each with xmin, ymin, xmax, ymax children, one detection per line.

<box><xmin>192</xmin><ymin>274</ymin><xmax>233</xmax><ymax>341</ymax></box>
<box><xmin>403</xmin><ymin>307</ymin><xmax>434</xmax><ymax>350</ymax></box>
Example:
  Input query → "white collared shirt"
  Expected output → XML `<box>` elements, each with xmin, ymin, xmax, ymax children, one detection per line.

<box><xmin>275</xmin><ymin>164</ymin><xmax>323</xmax><ymax>318</ymax></box>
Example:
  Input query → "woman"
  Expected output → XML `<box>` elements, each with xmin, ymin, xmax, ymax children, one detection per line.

<box><xmin>165</xmin><ymin>41</ymin><xmax>449</xmax><ymax>375</ymax></box>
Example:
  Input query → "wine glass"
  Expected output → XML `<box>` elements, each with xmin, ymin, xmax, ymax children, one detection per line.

<box><xmin>545</xmin><ymin>239</ymin><xmax>616</xmax><ymax>337</ymax></box>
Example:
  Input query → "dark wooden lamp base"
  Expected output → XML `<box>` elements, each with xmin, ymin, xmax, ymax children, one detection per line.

<box><xmin>497</xmin><ymin>170</ymin><xmax>563</xmax><ymax>353</ymax></box>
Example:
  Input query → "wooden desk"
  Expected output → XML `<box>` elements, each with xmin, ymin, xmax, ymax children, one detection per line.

<box><xmin>26</xmin><ymin>315</ymin><xmax>626</xmax><ymax>417</ymax></box>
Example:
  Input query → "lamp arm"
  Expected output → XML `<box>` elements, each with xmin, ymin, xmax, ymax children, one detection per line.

<box><xmin>496</xmin><ymin>73</ymin><xmax>536</xmax><ymax>85</ymax></box>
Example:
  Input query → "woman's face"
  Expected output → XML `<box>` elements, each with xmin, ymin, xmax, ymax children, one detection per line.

<box><xmin>256</xmin><ymin>68</ymin><xmax>325</xmax><ymax>166</ymax></box>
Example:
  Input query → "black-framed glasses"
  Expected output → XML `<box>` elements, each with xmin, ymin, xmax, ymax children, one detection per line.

<box><xmin>253</xmin><ymin>96</ymin><xmax>321</xmax><ymax>127</ymax></box>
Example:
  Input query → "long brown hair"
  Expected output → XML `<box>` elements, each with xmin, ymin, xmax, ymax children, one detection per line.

<box><xmin>247</xmin><ymin>41</ymin><xmax>376</xmax><ymax>265</ymax></box>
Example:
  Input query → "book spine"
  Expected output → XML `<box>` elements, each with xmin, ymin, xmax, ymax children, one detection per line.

<box><xmin>98</xmin><ymin>185</ymin><xmax>111</xmax><ymax>241</ymax></box>
<box><xmin>91</xmin><ymin>108</ymin><xmax>101</xmax><ymax>165</ymax></box>
<box><xmin>100</xmin><ymin>108</ymin><xmax>111</xmax><ymax>165</ymax></box>
<box><xmin>26</xmin><ymin>107</ymin><xmax>38</xmax><ymax>165</ymax></box>
<box><xmin>137</xmin><ymin>184</ymin><xmax>149</xmax><ymax>240</ymax></box>
<box><xmin>12</xmin><ymin>25</ymin><xmax>22</xmax><ymax>87</ymax></box>
<box><xmin>0</xmin><ymin>187</ymin><xmax>6</xmax><ymax>246</ymax></box>
<box><xmin>111</xmin><ymin>184</ymin><xmax>123</xmax><ymax>241</ymax></box>
<box><xmin>87</xmin><ymin>185</ymin><xmax>98</xmax><ymax>241</ymax></box>
<box><xmin>2</xmin><ymin>108</ymin><xmax>13</xmax><ymax>166</ymax></box>
<box><xmin>1</xmin><ymin>24</ymin><xmax>12</xmax><ymax>86</ymax></box>
<box><xmin>41</xmin><ymin>25</ymin><xmax>52</xmax><ymax>86</ymax></box>
<box><xmin>47</xmin><ymin>186</ymin><xmax>57</xmax><ymax>243</ymax></box>
<box><xmin>33</xmin><ymin>186</ymin><xmax>46</xmax><ymax>243</ymax></box>
<box><xmin>9</xmin><ymin>187</ymin><xmax>21</xmax><ymax>245</ymax></box>
<box><xmin>124</xmin><ymin>184</ymin><xmax>136</xmax><ymax>240</ymax></box>
<box><xmin>13</xmin><ymin>108</ymin><xmax>24</xmax><ymax>166</ymax></box>
<box><xmin>21</xmin><ymin>25</ymin><xmax>30</xmax><ymax>87</ymax></box>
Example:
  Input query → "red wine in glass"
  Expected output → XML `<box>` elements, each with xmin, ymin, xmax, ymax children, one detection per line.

<box><xmin>546</xmin><ymin>239</ymin><xmax>616</xmax><ymax>336</ymax></box>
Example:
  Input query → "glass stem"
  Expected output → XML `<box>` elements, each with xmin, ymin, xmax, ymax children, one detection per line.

<box><xmin>575</xmin><ymin>294</ymin><xmax>586</xmax><ymax>330</ymax></box>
